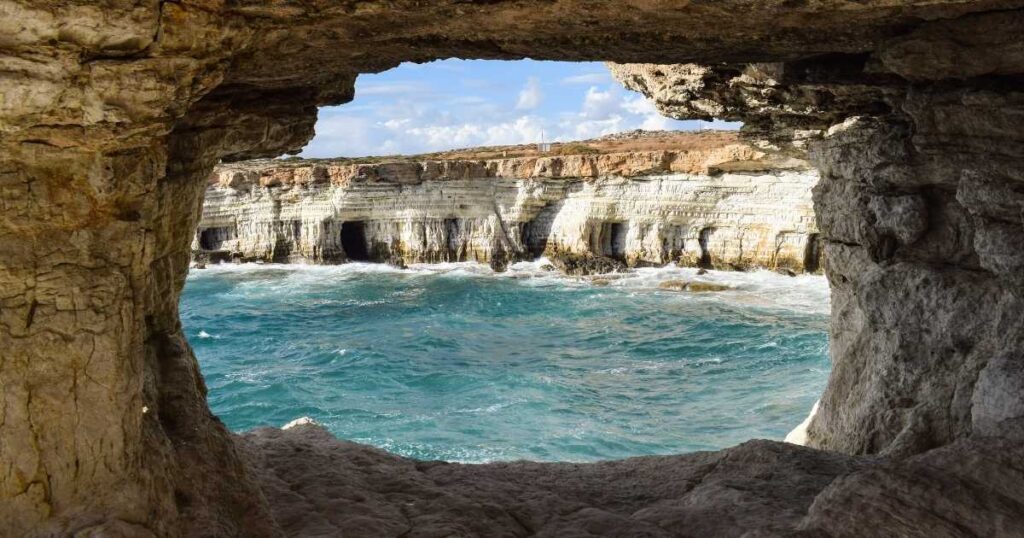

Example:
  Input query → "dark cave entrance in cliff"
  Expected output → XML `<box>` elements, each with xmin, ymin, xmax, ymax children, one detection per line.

<box><xmin>341</xmin><ymin>221</ymin><xmax>370</xmax><ymax>261</ymax></box>
<box><xmin>698</xmin><ymin>227</ymin><xmax>716</xmax><ymax>268</ymax></box>
<box><xmin>804</xmin><ymin>234</ymin><xmax>823</xmax><ymax>273</ymax></box>
<box><xmin>589</xmin><ymin>221</ymin><xmax>630</xmax><ymax>259</ymax></box>
<box><xmin>182</xmin><ymin>59</ymin><xmax>833</xmax><ymax>468</ymax></box>
<box><xmin>609</xmin><ymin>222</ymin><xmax>628</xmax><ymax>260</ymax></box>
<box><xmin>199</xmin><ymin>226</ymin><xmax>234</xmax><ymax>251</ymax></box>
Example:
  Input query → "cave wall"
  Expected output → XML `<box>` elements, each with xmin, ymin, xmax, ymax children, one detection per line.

<box><xmin>2</xmin><ymin>1</ymin><xmax>1024</xmax><ymax>535</ymax></box>
<box><xmin>610</xmin><ymin>25</ymin><xmax>1024</xmax><ymax>457</ymax></box>
<box><xmin>810</xmin><ymin>87</ymin><xmax>1024</xmax><ymax>455</ymax></box>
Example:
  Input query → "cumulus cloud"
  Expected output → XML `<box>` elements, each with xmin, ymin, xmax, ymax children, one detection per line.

<box><xmin>561</xmin><ymin>72</ymin><xmax>612</xmax><ymax>85</ymax></box>
<box><xmin>621</xmin><ymin>95</ymin><xmax>676</xmax><ymax>131</ymax></box>
<box><xmin>515</xmin><ymin>77</ymin><xmax>543</xmax><ymax>110</ymax></box>
<box><xmin>402</xmin><ymin>116</ymin><xmax>545</xmax><ymax>148</ymax></box>
<box><xmin>298</xmin><ymin>60</ymin><xmax>740</xmax><ymax>158</ymax></box>
<box><xmin>580</xmin><ymin>87</ymin><xmax>619</xmax><ymax>118</ymax></box>
<box><xmin>302</xmin><ymin>114</ymin><xmax>379</xmax><ymax>157</ymax></box>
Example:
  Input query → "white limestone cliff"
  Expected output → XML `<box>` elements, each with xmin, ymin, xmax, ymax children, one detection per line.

<box><xmin>196</xmin><ymin>136</ymin><xmax>821</xmax><ymax>273</ymax></box>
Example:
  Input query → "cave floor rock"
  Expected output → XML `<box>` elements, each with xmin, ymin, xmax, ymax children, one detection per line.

<box><xmin>239</xmin><ymin>424</ymin><xmax>862</xmax><ymax>537</ymax></box>
<box><xmin>241</xmin><ymin>425</ymin><xmax>1024</xmax><ymax>537</ymax></box>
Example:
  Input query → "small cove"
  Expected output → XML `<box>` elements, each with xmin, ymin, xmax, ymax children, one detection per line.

<box><xmin>182</xmin><ymin>260</ymin><xmax>830</xmax><ymax>463</ymax></box>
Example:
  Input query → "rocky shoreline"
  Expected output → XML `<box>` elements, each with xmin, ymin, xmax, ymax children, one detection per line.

<box><xmin>8</xmin><ymin>1</ymin><xmax>1024</xmax><ymax>534</ymax></box>
<box><xmin>194</xmin><ymin>132</ymin><xmax>822</xmax><ymax>275</ymax></box>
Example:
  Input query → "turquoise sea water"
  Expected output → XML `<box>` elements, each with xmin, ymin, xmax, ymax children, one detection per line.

<box><xmin>181</xmin><ymin>260</ymin><xmax>830</xmax><ymax>463</ymax></box>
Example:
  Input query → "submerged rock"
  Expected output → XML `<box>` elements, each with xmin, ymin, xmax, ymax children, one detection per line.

<box><xmin>687</xmin><ymin>282</ymin><xmax>732</xmax><ymax>292</ymax></box>
<box><xmin>658</xmin><ymin>280</ymin><xmax>732</xmax><ymax>292</ymax></box>
<box><xmin>658</xmin><ymin>279</ymin><xmax>690</xmax><ymax>291</ymax></box>
<box><xmin>549</xmin><ymin>252</ymin><xmax>628</xmax><ymax>276</ymax></box>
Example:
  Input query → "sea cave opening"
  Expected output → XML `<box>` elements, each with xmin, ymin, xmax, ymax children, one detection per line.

<box><xmin>182</xmin><ymin>59</ymin><xmax>828</xmax><ymax>464</ymax></box>
<box><xmin>804</xmin><ymin>233</ymin><xmax>823</xmax><ymax>274</ymax></box>
<box><xmin>9</xmin><ymin>4</ymin><xmax>1024</xmax><ymax>535</ymax></box>
<box><xmin>198</xmin><ymin>226</ymin><xmax>233</xmax><ymax>251</ymax></box>
<box><xmin>340</xmin><ymin>221</ymin><xmax>370</xmax><ymax>261</ymax></box>
<box><xmin>608</xmin><ymin>222</ymin><xmax>628</xmax><ymax>259</ymax></box>
<box><xmin>698</xmin><ymin>226</ymin><xmax>716</xmax><ymax>269</ymax></box>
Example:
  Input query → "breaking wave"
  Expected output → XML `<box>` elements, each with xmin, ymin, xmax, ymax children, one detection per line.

<box><xmin>182</xmin><ymin>260</ymin><xmax>830</xmax><ymax>463</ymax></box>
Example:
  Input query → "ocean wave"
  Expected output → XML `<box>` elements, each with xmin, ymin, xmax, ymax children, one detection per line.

<box><xmin>184</xmin><ymin>257</ymin><xmax>831</xmax><ymax>463</ymax></box>
<box><xmin>187</xmin><ymin>259</ymin><xmax>829</xmax><ymax>315</ymax></box>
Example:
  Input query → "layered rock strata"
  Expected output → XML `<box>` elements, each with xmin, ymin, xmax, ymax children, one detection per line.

<box><xmin>196</xmin><ymin>139</ymin><xmax>821</xmax><ymax>273</ymax></box>
<box><xmin>3</xmin><ymin>1</ymin><xmax>1024</xmax><ymax>536</ymax></box>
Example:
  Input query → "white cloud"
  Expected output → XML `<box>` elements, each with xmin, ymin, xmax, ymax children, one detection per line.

<box><xmin>303</xmin><ymin>114</ymin><xmax>380</xmax><ymax>157</ymax></box>
<box><xmin>561</xmin><ymin>72</ymin><xmax>612</xmax><ymax>85</ymax></box>
<box><xmin>579</xmin><ymin>87</ymin><xmax>619</xmax><ymax>119</ymax></box>
<box><xmin>621</xmin><ymin>95</ymin><xmax>675</xmax><ymax>131</ymax></box>
<box><xmin>394</xmin><ymin>116</ymin><xmax>545</xmax><ymax>151</ymax></box>
<box><xmin>621</xmin><ymin>95</ymin><xmax>658</xmax><ymax>116</ymax></box>
<box><xmin>515</xmin><ymin>77</ymin><xmax>543</xmax><ymax>110</ymax></box>
<box><xmin>299</xmin><ymin>61</ymin><xmax>741</xmax><ymax>159</ymax></box>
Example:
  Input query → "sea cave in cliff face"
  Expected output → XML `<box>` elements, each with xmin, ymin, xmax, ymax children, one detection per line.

<box><xmin>184</xmin><ymin>59</ymin><xmax>830</xmax><ymax>464</ymax></box>
<box><xmin>3</xmin><ymin>2</ymin><xmax>1024</xmax><ymax>537</ymax></box>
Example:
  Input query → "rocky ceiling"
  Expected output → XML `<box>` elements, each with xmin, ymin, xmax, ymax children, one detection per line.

<box><xmin>2</xmin><ymin>1</ymin><xmax>1023</xmax><ymax>536</ymax></box>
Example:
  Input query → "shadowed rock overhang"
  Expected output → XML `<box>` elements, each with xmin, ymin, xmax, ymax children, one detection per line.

<box><xmin>2</xmin><ymin>1</ymin><xmax>1024</xmax><ymax>536</ymax></box>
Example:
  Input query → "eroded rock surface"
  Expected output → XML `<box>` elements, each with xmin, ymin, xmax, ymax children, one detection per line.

<box><xmin>241</xmin><ymin>424</ymin><xmax>1024</xmax><ymax>538</ymax></box>
<box><xmin>239</xmin><ymin>424</ymin><xmax>861</xmax><ymax>538</ymax></box>
<box><xmin>3</xmin><ymin>0</ymin><xmax>1024</xmax><ymax>535</ymax></box>
<box><xmin>196</xmin><ymin>133</ymin><xmax>821</xmax><ymax>273</ymax></box>
<box><xmin>608</xmin><ymin>18</ymin><xmax>1024</xmax><ymax>461</ymax></box>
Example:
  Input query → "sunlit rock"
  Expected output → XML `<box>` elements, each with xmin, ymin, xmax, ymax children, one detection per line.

<box><xmin>3</xmin><ymin>0</ymin><xmax>1024</xmax><ymax>535</ymax></box>
<box><xmin>196</xmin><ymin>133</ymin><xmax>822</xmax><ymax>274</ymax></box>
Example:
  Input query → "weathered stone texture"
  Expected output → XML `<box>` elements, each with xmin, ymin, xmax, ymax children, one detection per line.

<box><xmin>3</xmin><ymin>0</ymin><xmax>1024</xmax><ymax>536</ymax></box>
<box><xmin>240</xmin><ymin>423</ymin><xmax>1024</xmax><ymax>537</ymax></box>
<box><xmin>608</xmin><ymin>21</ymin><xmax>1024</xmax><ymax>462</ymax></box>
<box><xmin>196</xmin><ymin>143</ymin><xmax>820</xmax><ymax>273</ymax></box>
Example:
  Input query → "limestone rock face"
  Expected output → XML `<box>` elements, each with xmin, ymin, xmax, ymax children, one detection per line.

<box><xmin>608</xmin><ymin>13</ymin><xmax>1024</xmax><ymax>462</ymax></box>
<box><xmin>196</xmin><ymin>143</ymin><xmax>821</xmax><ymax>273</ymax></box>
<box><xmin>3</xmin><ymin>0</ymin><xmax>1024</xmax><ymax>536</ymax></box>
<box><xmin>548</xmin><ymin>252</ymin><xmax>629</xmax><ymax>276</ymax></box>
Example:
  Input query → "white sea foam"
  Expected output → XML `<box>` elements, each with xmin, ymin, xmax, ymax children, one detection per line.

<box><xmin>784</xmin><ymin>400</ymin><xmax>820</xmax><ymax>445</ymax></box>
<box><xmin>187</xmin><ymin>259</ymin><xmax>830</xmax><ymax>315</ymax></box>
<box><xmin>457</xmin><ymin>399</ymin><xmax>524</xmax><ymax>415</ymax></box>
<box><xmin>282</xmin><ymin>416</ymin><xmax>319</xmax><ymax>430</ymax></box>
<box><xmin>361</xmin><ymin>437</ymin><xmax>510</xmax><ymax>464</ymax></box>
<box><xmin>186</xmin><ymin>259</ymin><xmax>831</xmax><ymax>462</ymax></box>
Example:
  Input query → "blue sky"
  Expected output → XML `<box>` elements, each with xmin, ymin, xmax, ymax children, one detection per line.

<box><xmin>302</xmin><ymin>60</ymin><xmax>738</xmax><ymax>158</ymax></box>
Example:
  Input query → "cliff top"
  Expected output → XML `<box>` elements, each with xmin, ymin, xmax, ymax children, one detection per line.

<box><xmin>281</xmin><ymin>130</ymin><xmax>741</xmax><ymax>164</ymax></box>
<box><xmin>213</xmin><ymin>130</ymin><xmax>808</xmax><ymax>188</ymax></box>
